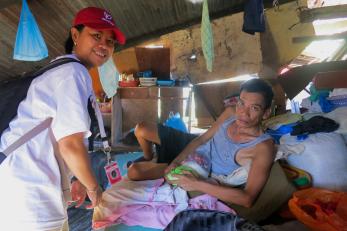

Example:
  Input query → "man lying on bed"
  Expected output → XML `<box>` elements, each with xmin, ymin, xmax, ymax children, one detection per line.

<box><xmin>128</xmin><ymin>78</ymin><xmax>275</xmax><ymax>209</ymax></box>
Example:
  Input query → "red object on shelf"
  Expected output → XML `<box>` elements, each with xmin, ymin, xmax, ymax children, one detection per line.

<box><xmin>119</xmin><ymin>80</ymin><xmax>139</xmax><ymax>87</ymax></box>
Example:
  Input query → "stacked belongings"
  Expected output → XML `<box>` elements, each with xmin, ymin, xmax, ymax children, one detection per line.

<box><xmin>265</xmin><ymin>81</ymin><xmax>347</xmax><ymax>192</ymax></box>
<box><xmin>264</xmin><ymin>110</ymin><xmax>347</xmax><ymax>190</ymax></box>
<box><xmin>263</xmin><ymin>103</ymin><xmax>347</xmax><ymax>230</ymax></box>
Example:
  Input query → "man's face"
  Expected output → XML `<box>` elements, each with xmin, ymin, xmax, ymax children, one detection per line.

<box><xmin>235</xmin><ymin>91</ymin><xmax>270</xmax><ymax>128</ymax></box>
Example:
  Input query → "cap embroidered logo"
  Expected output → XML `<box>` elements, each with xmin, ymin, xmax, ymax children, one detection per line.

<box><xmin>102</xmin><ymin>11</ymin><xmax>114</xmax><ymax>26</ymax></box>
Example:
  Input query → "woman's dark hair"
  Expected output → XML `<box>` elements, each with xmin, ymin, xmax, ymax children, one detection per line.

<box><xmin>64</xmin><ymin>24</ymin><xmax>85</xmax><ymax>54</ymax></box>
<box><xmin>240</xmin><ymin>78</ymin><xmax>274</xmax><ymax>109</ymax></box>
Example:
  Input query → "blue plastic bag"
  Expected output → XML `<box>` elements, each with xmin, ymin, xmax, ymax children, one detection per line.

<box><xmin>13</xmin><ymin>0</ymin><xmax>48</xmax><ymax>61</ymax></box>
<box><xmin>164</xmin><ymin>112</ymin><xmax>188</xmax><ymax>133</ymax></box>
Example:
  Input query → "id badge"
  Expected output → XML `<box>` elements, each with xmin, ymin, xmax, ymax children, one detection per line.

<box><xmin>104</xmin><ymin>161</ymin><xmax>122</xmax><ymax>185</ymax></box>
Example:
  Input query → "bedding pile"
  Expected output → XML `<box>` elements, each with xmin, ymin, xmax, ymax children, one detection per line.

<box><xmin>92</xmin><ymin>178</ymin><xmax>233</xmax><ymax>230</ymax></box>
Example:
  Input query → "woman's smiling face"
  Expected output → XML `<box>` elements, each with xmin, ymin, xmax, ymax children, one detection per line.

<box><xmin>71</xmin><ymin>26</ymin><xmax>115</xmax><ymax>68</ymax></box>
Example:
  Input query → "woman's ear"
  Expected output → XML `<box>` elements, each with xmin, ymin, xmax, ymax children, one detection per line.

<box><xmin>70</xmin><ymin>27</ymin><xmax>80</xmax><ymax>45</ymax></box>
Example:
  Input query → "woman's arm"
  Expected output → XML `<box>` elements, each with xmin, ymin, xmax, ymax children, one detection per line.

<box><xmin>58</xmin><ymin>132</ymin><xmax>101</xmax><ymax>208</ymax></box>
<box><xmin>58</xmin><ymin>132</ymin><xmax>98</xmax><ymax>190</ymax></box>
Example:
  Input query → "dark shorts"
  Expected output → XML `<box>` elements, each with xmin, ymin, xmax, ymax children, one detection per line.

<box><xmin>156</xmin><ymin>124</ymin><xmax>198</xmax><ymax>164</ymax></box>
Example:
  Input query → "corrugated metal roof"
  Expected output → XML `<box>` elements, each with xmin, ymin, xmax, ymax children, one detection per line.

<box><xmin>0</xmin><ymin>0</ymin><xmax>269</xmax><ymax>82</ymax></box>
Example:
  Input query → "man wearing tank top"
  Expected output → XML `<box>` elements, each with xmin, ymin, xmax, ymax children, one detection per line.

<box><xmin>128</xmin><ymin>78</ymin><xmax>275</xmax><ymax>208</ymax></box>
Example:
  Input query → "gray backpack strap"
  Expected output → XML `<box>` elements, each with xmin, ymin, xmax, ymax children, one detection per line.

<box><xmin>0</xmin><ymin>118</ymin><xmax>72</xmax><ymax>203</ymax></box>
<box><xmin>0</xmin><ymin>117</ymin><xmax>52</xmax><ymax>163</ymax></box>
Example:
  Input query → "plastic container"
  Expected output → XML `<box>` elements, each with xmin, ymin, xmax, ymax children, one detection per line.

<box><xmin>119</xmin><ymin>80</ymin><xmax>139</xmax><ymax>87</ymax></box>
<box><xmin>157</xmin><ymin>80</ymin><xmax>175</xmax><ymax>86</ymax></box>
<box><xmin>139</xmin><ymin>77</ymin><xmax>157</xmax><ymax>86</ymax></box>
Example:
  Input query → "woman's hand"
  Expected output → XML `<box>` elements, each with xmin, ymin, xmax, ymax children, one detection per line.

<box><xmin>70</xmin><ymin>180</ymin><xmax>87</xmax><ymax>208</ymax></box>
<box><xmin>85</xmin><ymin>186</ymin><xmax>102</xmax><ymax>209</ymax></box>
<box><xmin>171</xmin><ymin>170</ymin><xmax>200</xmax><ymax>191</ymax></box>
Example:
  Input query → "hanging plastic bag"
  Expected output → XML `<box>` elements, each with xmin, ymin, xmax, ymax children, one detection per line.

<box><xmin>98</xmin><ymin>56</ymin><xmax>119</xmax><ymax>98</ymax></box>
<box><xmin>164</xmin><ymin>112</ymin><xmax>188</xmax><ymax>133</ymax></box>
<box><xmin>13</xmin><ymin>0</ymin><xmax>48</xmax><ymax>61</ymax></box>
<box><xmin>288</xmin><ymin>188</ymin><xmax>347</xmax><ymax>231</ymax></box>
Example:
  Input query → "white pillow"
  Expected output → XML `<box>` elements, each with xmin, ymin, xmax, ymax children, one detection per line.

<box><xmin>282</xmin><ymin>132</ymin><xmax>347</xmax><ymax>192</ymax></box>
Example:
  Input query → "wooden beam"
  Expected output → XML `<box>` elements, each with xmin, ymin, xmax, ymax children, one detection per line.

<box><xmin>292</xmin><ymin>31</ymin><xmax>347</xmax><ymax>43</ymax></box>
<box><xmin>299</xmin><ymin>4</ymin><xmax>347</xmax><ymax>23</ymax></box>
<box><xmin>278</xmin><ymin>60</ymin><xmax>347</xmax><ymax>99</ymax></box>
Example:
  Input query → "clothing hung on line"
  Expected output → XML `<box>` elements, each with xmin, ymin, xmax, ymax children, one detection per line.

<box><xmin>242</xmin><ymin>0</ymin><xmax>266</xmax><ymax>35</ymax></box>
<box><xmin>0</xmin><ymin>54</ymin><xmax>93</xmax><ymax>230</ymax></box>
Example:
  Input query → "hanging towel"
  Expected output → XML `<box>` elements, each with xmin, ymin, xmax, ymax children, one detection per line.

<box><xmin>97</xmin><ymin>56</ymin><xmax>119</xmax><ymax>98</ymax></box>
<box><xmin>13</xmin><ymin>0</ymin><xmax>48</xmax><ymax>61</ymax></box>
<box><xmin>201</xmin><ymin>0</ymin><xmax>214</xmax><ymax>72</ymax></box>
<box><xmin>242</xmin><ymin>0</ymin><xmax>266</xmax><ymax>35</ymax></box>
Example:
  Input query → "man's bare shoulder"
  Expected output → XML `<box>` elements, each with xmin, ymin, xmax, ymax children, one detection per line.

<box><xmin>254</xmin><ymin>138</ymin><xmax>275</xmax><ymax>161</ymax></box>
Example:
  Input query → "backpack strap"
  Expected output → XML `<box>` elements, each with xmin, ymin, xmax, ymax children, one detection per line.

<box><xmin>31</xmin><ymin>57</ymin><xmax>82</xmax><ymax>78</ymax></box>
<box><xmin>2</xmin><ymin>117</ymin><xmax>53</xmax><ymax>156</ymax></box>
<box><xmin>0</xmin><ymin>57</ymin><xmax>83</xmax><ymax>164</ymax></box>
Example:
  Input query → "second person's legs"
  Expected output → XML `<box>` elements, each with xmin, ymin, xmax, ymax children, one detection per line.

<box><xmin>134</xmin><ymin>121</ymin><xmax>160</xmax><ymax>160</ymax></box>
<box><xmin>129</xmin><ymin>123</ymin><xmax>198</xmax><ymax>181</ymax></box>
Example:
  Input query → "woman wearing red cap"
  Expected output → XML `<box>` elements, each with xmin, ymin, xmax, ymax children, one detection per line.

<box><xmin>0</xmin><ymin>7</ymin><xmax>125</xmax><ymax>230</ymax></box>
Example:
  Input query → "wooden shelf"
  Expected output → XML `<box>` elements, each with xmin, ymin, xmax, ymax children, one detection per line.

<box><xmin>111</xmin><ymin>87</ymin><xmax>192</xmax><ymax>147</ymax></box>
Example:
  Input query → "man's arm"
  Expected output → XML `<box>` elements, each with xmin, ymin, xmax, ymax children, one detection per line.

<box><xmin>174</xmin><ymin>140</ymin><xmax>275</xmax><ymax>207</ymax></box>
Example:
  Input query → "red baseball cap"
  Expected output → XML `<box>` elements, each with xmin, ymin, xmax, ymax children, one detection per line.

<box><xmin>73</xmin><ymin>7</ymin><xmax>126</xmax><ymax>45</ymax></box>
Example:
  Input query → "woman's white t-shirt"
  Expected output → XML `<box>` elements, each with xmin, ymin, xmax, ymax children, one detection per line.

<box><xmin>0</xmin><ymin>54</ymin><xmax>93</xmax><ymax>230</ymax></box>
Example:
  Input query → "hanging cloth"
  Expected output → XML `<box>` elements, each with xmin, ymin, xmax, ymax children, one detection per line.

<box><xmin>97</xmin><ymin>56</ymin><xmax>119</xmax><ymax>98</ymax></box>
<box><xmin>201</xmin><ymin>0</ymin><xmax>214</xmax><ymax>72</ymax></box>
<box><xmin>242</xmin><ymin>0</ymin><xmax>266</xmax><ymax>35</ymax></box>
<box><xmin>13</xmin><ymin>0</ymin><xmax>48</xmax><ymax>61</ymax></box>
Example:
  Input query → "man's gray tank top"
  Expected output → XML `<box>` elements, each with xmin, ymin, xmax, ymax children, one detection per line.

<box><xmin>196</xmin><ymin>117</ymin><xmax>272</xmax><ymax>175</ymax></box>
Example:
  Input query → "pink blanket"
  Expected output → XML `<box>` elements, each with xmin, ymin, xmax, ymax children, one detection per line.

<box><xmin>92</xmin><ymin>178</ymin><xmax>233</xmax><ymax>230</ymax></box>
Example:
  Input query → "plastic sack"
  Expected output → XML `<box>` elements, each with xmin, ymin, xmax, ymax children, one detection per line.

<box><xmin>285</xmin><ymin>133</ymin><xmax>347</xmax><ymax>191</ymax></box>
<box><xmin>288</xmin><ymin>188</ymin><xmax>347</xmax><ymax>231</ymax></box>
<box><xmin>13</xmin><ymin>0</ymin><xmax>48</xmax><ymax>61</ymax></box>
<box><xmin>164</xmin><ymin>112</ymin><xmax>188</xmax><ymax>133</ymax></box>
